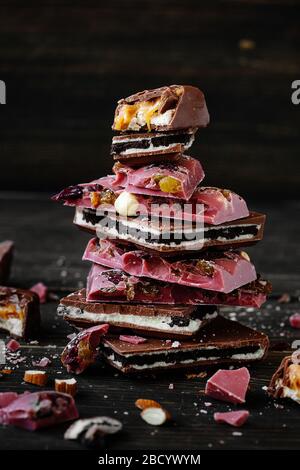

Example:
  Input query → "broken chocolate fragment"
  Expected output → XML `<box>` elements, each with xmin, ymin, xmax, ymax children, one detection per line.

<box><xmin>111</xmin><ymin>129</ymin><xmax>196</xmax><ymax>162</ymax></box>
<box><xmin>0</xmin><ymin>287</ymin><xmax>40</xmax><ymax>339</ymax></box>
<box><xmin>83</xmin><ymin>239</ymin><xmax>257</xmax><ymax>294</ymax></box>
<box><xmin>112</xmin><ymin>85</ymin><xmax>209</xmax><ymax>132</ymax></box>
<box><xmin>61</xmin><ymin>324</ymin><xmax>109</xmax><ymax>374</ymax></box>
<box><xmin>101</xmin><ymin>317</ymin><xmax>269</xmax><ymax>374</ymax></box>
<box><xmin>75</xmin><ymin>208</ymin><xmax>266</xmax><ymax>254</ymax></box>
<box><xmin>205</xmin><ymin>367</ymin><xmax>250</xmax><ymax>404</ymax></box>
<box><xmin>58</xmin><ymin>289</ymin><xmax>217</xmax><ymax>338</ymax></box>
<box><xmin>214</xmin><ymin>410</ymin><xmax>249</xmax><ymax>427</ymax></box>
<box><xmin>0</xmin><ymin>391</ymin><xmax>78</xmax><ymax>430</ymax></box>
<box><xmin>86</xmin><ymin>264</ymin><xmax>270</xmax><ymax>308</ymax></box>
<box><xmin>268</xmin><ymin>356</ymin><xmax>300</xmax><ymax>404</ymax></box>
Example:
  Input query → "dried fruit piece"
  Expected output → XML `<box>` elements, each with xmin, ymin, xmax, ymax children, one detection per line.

<box><xmin>24</xmin><ymin>370</ymin><xmax>48</xmax><ymax>386</ymax></box>
<box><xmin>141</xmin><ymin>407</ymin><xmax>171</xmax><ymax>426</ymax></box>
<box><xmin>156</xmin><ymin>175</ymin><xmax>182</xmax><ymax>194</ymax></box>
<box><xmin>61</xmin><ymin>324</ymin><xmax>109</xmax><ymax>374</ymax></box>
<box><xmin>55</xmin><ymin>378</ymin><xmax>77</xmax><ymax>397</ymax></box>
<box><xmin>65</xmin><ymin>416</ymin><xmax>122</xmax><ymax>448</ymax></box>
<box><xmin>135</xmin><ymin>398</ymin><xmax>161</xmax><ymax>410</ymax></box>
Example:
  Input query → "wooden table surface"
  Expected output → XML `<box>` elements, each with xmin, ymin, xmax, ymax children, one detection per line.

<box><xmin>0</xmin><ymin>193</ymin><xmax>299</xmax><ymax>450</ymax></box>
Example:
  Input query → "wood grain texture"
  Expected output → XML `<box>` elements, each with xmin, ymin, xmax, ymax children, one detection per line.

<box><xmin>0</xmin><ymin>1</ymin><xmax>299</xmax><ymax>196</ymax></box>
<box><xmin>0</xmin><ymin>193</ymin><xmax>299</xmax><ymax>449</ymax></box>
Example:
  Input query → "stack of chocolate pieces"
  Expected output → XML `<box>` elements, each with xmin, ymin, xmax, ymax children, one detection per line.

<box><xmin>54</xmin><ymin>85</ymin><xmax>271</xmax><ymax>374</ymax></box>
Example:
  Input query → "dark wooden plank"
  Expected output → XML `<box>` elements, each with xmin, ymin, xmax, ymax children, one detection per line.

<box><xmin>0</xmin><ymin>193</ymin><xmax>300</xmax><ymax>449</ymax></box>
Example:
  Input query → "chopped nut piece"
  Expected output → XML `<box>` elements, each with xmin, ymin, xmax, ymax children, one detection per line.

<box><xmin>135</xmin><ymin>398</ymin><xmax>161</xmax><ymax>410</ymax></box>
<box><xmin>24</xmin><ymin>370</ymin><xmax>48</xmax><ymax>386</ymax></box>
<box><xmin>141</xmin><ymin>407</ymin><xmax>171</xmax><ymax>426</ymax></box>
<box><xmin>55</xmin><ymin>378</ymin><xmax>77</xmax><ymax>397</ymax></box>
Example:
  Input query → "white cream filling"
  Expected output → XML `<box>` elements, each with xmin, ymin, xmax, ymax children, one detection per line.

<box><xmin>0</xmin><ymin>317</ymin><xmax>23</xmax><ymax>337</ymax></box>
<box><xmin>60</xmin><ymin>305</ymin><xmax>217</xmax><ymax>333</ymax></box>
<box><xmin>127</xmin><ymin>109</ymin><xmax>174</xmax><ymax>131</ymax></box>
<box><xmin>105</xmin><ymin>346</ymin><xmax>263</xmax><ymax>371</ymax></box>
<box><xmin>75</xmin><ymin>209</ymin><xmax>259</xmax><ymax>248</ymax></box>
<box><xmin>115</xmin><ymin>135</ymin><xmax>194</xmax><ymax>155</ymax></box>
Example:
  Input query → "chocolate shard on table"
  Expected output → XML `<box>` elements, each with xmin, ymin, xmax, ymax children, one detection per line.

<box><xmin>58</xmin><ymin>289</ymin><xmax>218</xmax><ymax>338</ymax></box>
<box><xmin>83</xmin><ymin>239</ymin><xmax>257</xmax><ymax>293</ymax></box>
<box><xmin>86</xmin><ymin>264</ymin><xmax>271</xmax><ymax>307</ymax></box>
<box><xmin>53</xmin><ymin>179</ymin><xmax>249</xmax><ymax>225</ymax></box>
<box><xmin>111</xmin><ymin>129</ymin><xmax>196</xmax><ymax>163</ymax></box>
<box><xmin>0</xmin><ymin>286</ymin><xmax>40</xmax><ymax>338</ymax></box>
<box><xmin>0</xmin><ymin>240</ymin><xmax>14</xmax><ymax>284</ymax></box>
<box><xmin>112</xmin><ymin>85</ymin><xmax>209</xmax><ymax>132</ymax></box>
<box><xmin>112</xmin><ymin>155</ymin><xmax>205</xmax><ymax>201</ymax></box>
<box><xmin>100</xmin><ymin>316</ymin><xmax>269</xmax><ymax>374</ymax></box>
<box><xmin>0</xmin><ymin>391</ymin><xmax>78</xmax><ymax>431</ymax></box>
<box><xmin>75</xmin><ymin>208</ymin><xmax>266</xmax><ymax>254</ymax></box>
<box><xmin>268</xmin><ymin>356</ymin><xmax>300</xmax><ymax>404</ymax></box>
<box><xmin>61</xmin><ymin>324</ymin><xmax>109</xmax><ymax>374</ymax></box>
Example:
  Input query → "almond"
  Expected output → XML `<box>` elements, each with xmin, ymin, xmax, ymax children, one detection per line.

<box><xmin>135</xmin><ymin>398</ymin><xmax>161</xmax><ymax>410</ymax></box>
<box><xmin>141</xmin><ymin>407</ymin><xmax>171</xmax><ymax>426</ymax></box>
<box><xmin>24</xmin><ymin>370</ymin><xmax>48</xmax><ymax>386</ymax></box>
<box><xmin>55</xmin><ymin>378</ymin><xmax>77</xmax><ymax>397</ymax></box>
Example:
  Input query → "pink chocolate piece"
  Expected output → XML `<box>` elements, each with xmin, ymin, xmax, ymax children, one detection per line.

<box><xmin>6</xmin><ymin>339</ymin><xmax>20</xmax><ymax>352</ymax></box>
<box><xmin>84</xmin><ymin>239</ymin><xmax>256</xmax><ymax>293</ymax></box>
<box><xmin>205</xmin><ymin>367</ymin><xmax>250</xmax><ymax>404</ymax></box>
<box><xmin>61</xmin><ymin>324</ymin><xmax>109</xmax><ymax>374</ymax></box>
<box><xmin>113</xmin><ymin>155</ymin><xmax>205</xmax><ymax>201</ymax></box>
<box><xmin>86</xmin><ymin>264</ymin><xmax>268</xmax><ymax>307</ymax></box>
<box><xmin>119</xmin><ymin>335</ymin><xmax>147</xmax><ymax>345</ymax></box>
<box><xmin>0</xmin><ymin>240</ymin><xmax>14</xmax><ymax>284</ymax></box>
<box><xmin>0</xmin><ymin>391</ymin><xmax>78</xmax><ymax>431</ymax></box>
<box><xmin>191</xmin><ymin>187</ymin><xmax>249</xmax><ymax>225</ymax></box>
<box><xmin>30</xmin><ymin>282</ymin><xmax>48</xmax><ymax>303</ymax></box>
<box><xmin>32</xmin><ymin>357</ymin><xmax>52</xmax><ymax>367</ymax></box>
<box><xmin>52</xmin><ymin>175</ymin><xmax>249</xmax><ymax>225</ymax></box>
<box><xmin>0</xmin><ymin>392</ymin><xmax>19</xmax><ymax>408</ymax></box>
<box><xmin>289</xmin><ymin>314</ymin><xmax>300</xmax><ymax>329</ymax></box>
<box><xmin>52</xmin><ymin>175</ymin><xmax>118</xmax><ymax>209</ymax></box>
<box><xmin>214</xmin><ymin>410</ymin><xmax>249</xmax><ymax>427</ymax></box>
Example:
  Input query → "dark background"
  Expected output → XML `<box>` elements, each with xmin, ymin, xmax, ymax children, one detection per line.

<box><xmin>0</xmin><ymin>0</ymin><xmax>299</xmax><ymax>199</ymax></box>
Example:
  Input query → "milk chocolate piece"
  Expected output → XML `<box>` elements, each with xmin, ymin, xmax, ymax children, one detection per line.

<box><xmin>0</xmin><ymin>241</ymin><xmax>14</xmax><ymax>284</ymax></box>
<box><xmin>112</xmin><ymin>85</ymin><xmax>209</xmax><ymax>132</ymax></box>
<box><xmin>0</xmin><ymin>287</ymin><xmax>40</xmax><ymax>339</ymax></box>
<box><xmin>111</xmin><ymin>129</ymin><xmax>195</xmax><ymax>163</ymax></box>
<box><xmin>101</xmin><ymin>316</ymin><xmax>269</xmax><ymax>374</ymax></box>
<box><xmin>58</xmin><ymin>289</ymin><xmax>218</xmax><ymax>338</ymax></box>
<box><xmin>86</xmin><ymin>264</ymin><xmax>271</xmax><ymax>307</ymax></box>
<box><xmin>74</xmin><ymin>207</ymin><xmax>266</xmax><ymax>254</ymax></box>
<box><xmin>268</xmin><ymin>356</ymin><xmax>300</xmax><ymax>404</ymax></box>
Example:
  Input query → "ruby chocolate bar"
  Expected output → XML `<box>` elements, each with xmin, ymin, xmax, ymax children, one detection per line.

<box><xmin>0</xmin><ymin>287</ymin><xmax>40</xmax><ymax>338</ymax></box>
<box><xmin>86</xmin><ymin>264</ymin><xmax>271</xmax><ymax>307</ymax></box>
<box><xmin>74</xmin><ymin>208</ymin><xmax>265</xmax><ymax>254</ymax></box>
<box><xmin>0</xmin><ymin>240</ymin><xmax>14</xmax><ymax>284</ymax></box>
<box><xmin>268</xmin><ymin>356</ymin><xmax>300</xmax><ymax>404</ymax></box>
<box><xmin>53</xmin><ymin>181</ymin><xmax>249</xmax><ymax>225</ymax></box>
<box><xmin>112</xmin><ymin>85</ymin><xmax>209</xmax><ymax>132</ymax></box>
<box><xmin>58</xmin><ymin>289</ymin><xmax>218</xmax><ymax>338</ymax></box>
<box><xmin>111</xmin><ymin>129</ymin><xmax>196</xmax><ymax>162</ymax></box>
<box><xmin>100</xmin><ymin>316</ymin><xmax>269</xmax><ymax>374</ymax></box>
<box><xmin>83</xmin><ymin>239</ymin><xmax>257</xmax><ymax>293</ymax></box>
<box><xmin>112</xmin><ymin>155</ymin><xmax>205</xmax><ymax>201</ymax></box>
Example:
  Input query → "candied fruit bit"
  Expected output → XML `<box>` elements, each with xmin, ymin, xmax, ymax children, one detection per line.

<box><xmin>90</xmin><ymin>192</ymin><xmax>101</xmax><ymax>208</ymax></box>
<box><xmin>154</xmin><ymin>175</ymin><xmax>182</xmax><ymax>194</ymax></box>
<box><xmin>195</xmin><ymin>260</ymin><xmax>215</xmax><ymax>277</ymax></box>
<box><xmin>115</xmin><ymin>104</ymin><xmax>138</xmax><ymax>130</ymax></box>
